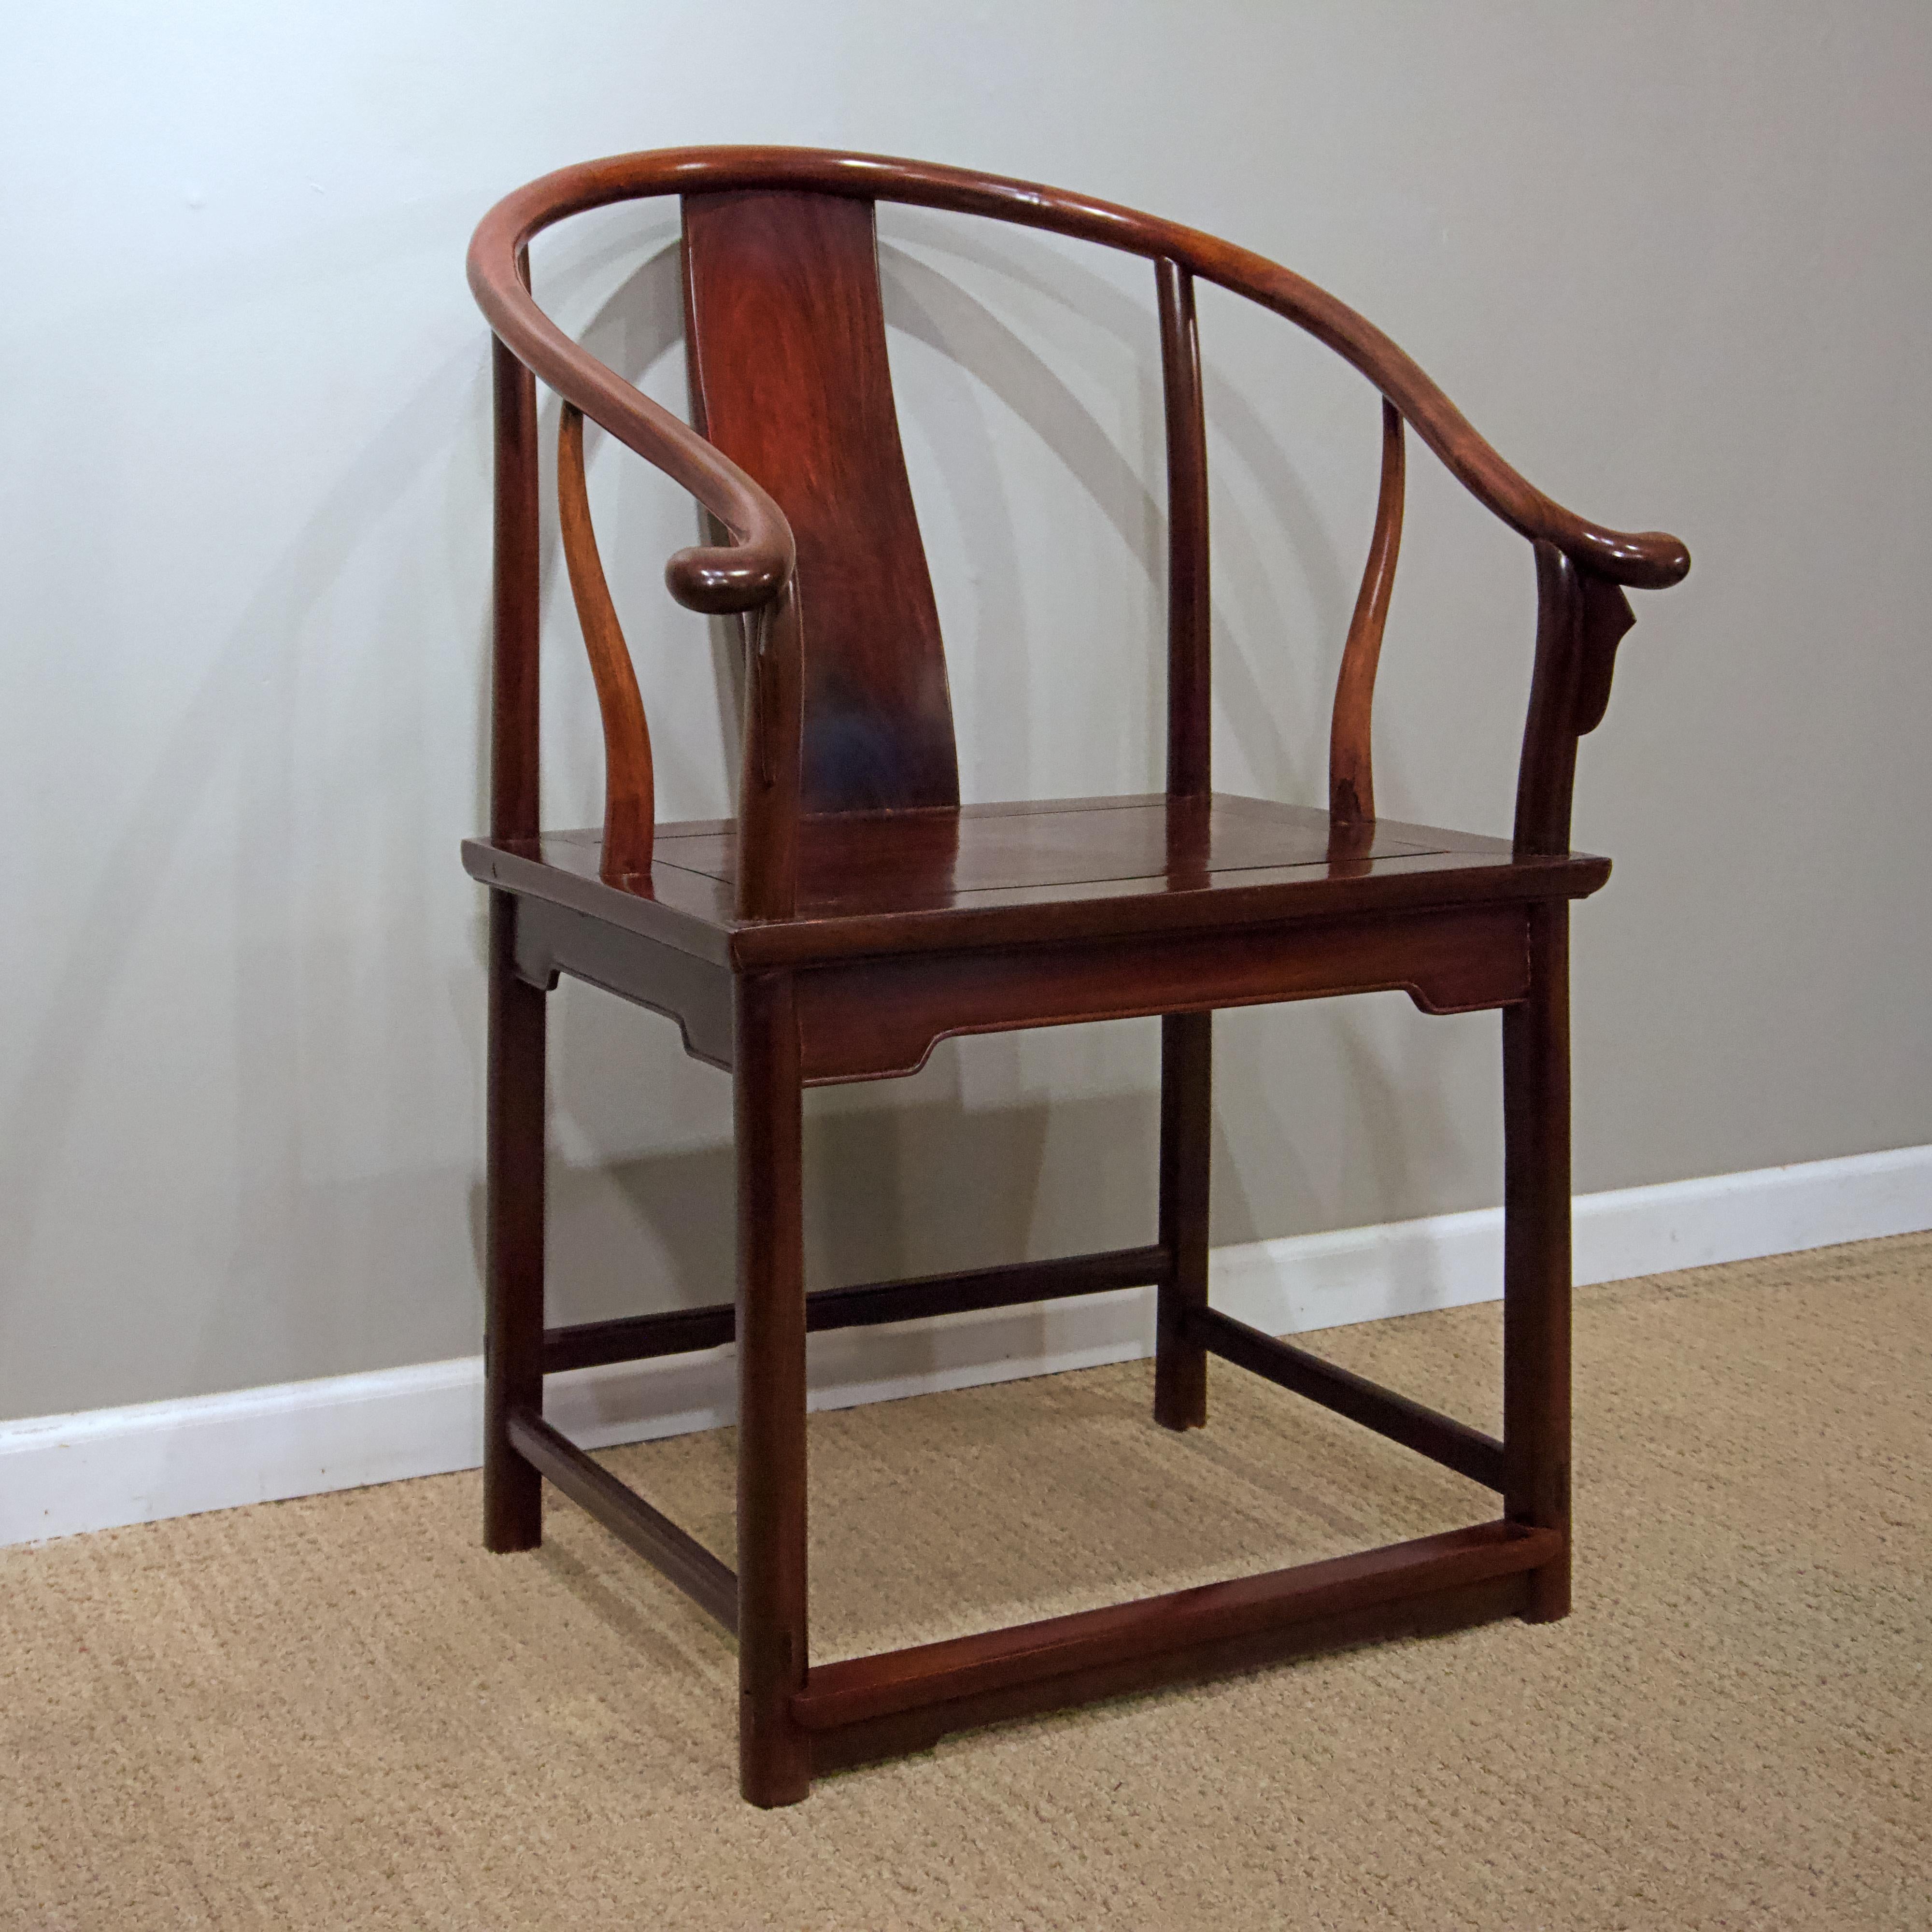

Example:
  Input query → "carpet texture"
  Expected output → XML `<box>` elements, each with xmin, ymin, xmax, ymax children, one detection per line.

<box><xmin>1</xmin><ymin>1233</ymin><xmax>1926</xmax><ymax>1929</ymax></box>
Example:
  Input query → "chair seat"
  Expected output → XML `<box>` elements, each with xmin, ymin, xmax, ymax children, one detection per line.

<box><xmin>463</xmin><ymin>792</ymin><xmax>1608</xmax><ymax>972</ymax></box>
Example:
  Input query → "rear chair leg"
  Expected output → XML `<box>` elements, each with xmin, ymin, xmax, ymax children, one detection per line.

<box><xmin>484</xmin><ymin>890</ymin><xmax>545</xmax><ymax>1552</ymax></box>
<box><xmin>1154</xmin><ymin>1010</ymin><xmax>1212</xmax><ymax>1430</ymax></box>
<box><xmin>1503</xmin><ymin>903</ymin><xmax>1572</xmax><ymax>1621</ymax></box>
<box><xmin>735</xmin><ymin>971</ymin><xmax>813</xmax><ymax>1806</ymax></box>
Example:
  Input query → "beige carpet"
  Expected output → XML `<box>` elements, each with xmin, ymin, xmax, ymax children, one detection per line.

<box><xmin>1</xmin><ymin>1235</ymin><xmax>1926</xmax><ymax>1929</ymax></box>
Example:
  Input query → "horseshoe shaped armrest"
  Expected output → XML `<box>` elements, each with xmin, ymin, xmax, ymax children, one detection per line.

<box><xmin>468</xmin><ymin>196</ymin><xmax>796</xmax><ymax>617</ymax></box>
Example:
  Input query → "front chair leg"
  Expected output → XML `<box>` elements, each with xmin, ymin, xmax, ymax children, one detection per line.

<box><xmin>734</xmin><ymin>970</ymin><xmax>813</xmax><ymax>1806</ymax></box>
<box><xmin>1503</xmin><ymin>903</ymin><xmax>1572</xmax><ymax>1622</ymax></box>
<box><xmin>484</xmin><ymin>889</ymin><xmax>545</xmax><ymax>1552</ymax></box>
<box><xmin>1154</xmin><ymin>1010</ymin><xmax>1212</xmax><ymax>1430</ymax></box>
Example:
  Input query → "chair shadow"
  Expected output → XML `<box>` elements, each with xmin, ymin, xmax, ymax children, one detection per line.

<box><xmin>469</xmin><ymin>1021</ymin><xmax>1160</xmax><ymax>1337</ymax></box>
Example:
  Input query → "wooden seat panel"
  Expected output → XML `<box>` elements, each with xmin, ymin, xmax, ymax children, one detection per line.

<box><xmin>460</xmin><ymin>792</ymin><xmax>1607</xmax><ymax>1005</ymax></box>
<box><xmin>462</xmin><ymin>794</ymin><xmax>1607</xmax><ymax>973</ymax></box>
<box><xmin>652</xmin><ymin>794</ymin><xmax>1444</xmax><ymax>911</ymax></box>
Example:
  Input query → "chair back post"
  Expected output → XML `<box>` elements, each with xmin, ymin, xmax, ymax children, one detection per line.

<box><xmin>1157</xmin><ymin>259</ymin><xmax>1211</xmax><ymax>802</ymax></box>
<box><xmin>1513</xmin><ymin>544</ymin><xmax>1637</xmax><ymax>856</ymax></box>
<box><xmin>734</xmin><ymin>588</ymin><xmax>805</xmax><ymax>921</ymax></box>
<box><xmin>491</xmin><ymin>315</ymin><xmax>541</xmax><ymax>845</ymax></box>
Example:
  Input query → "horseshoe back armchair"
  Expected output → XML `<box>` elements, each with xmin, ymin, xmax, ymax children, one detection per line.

<box><xmin>463</xmin><ymin>147</ymin><xmax>1689</xmax><ymax>1806</ymax></box>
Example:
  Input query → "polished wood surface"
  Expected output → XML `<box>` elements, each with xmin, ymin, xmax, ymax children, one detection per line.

<box><xmin>542</xmin><ymin>1245</ymin><xmax>1170</xmax><ymax>1376</ymax></box>
<box><xmin>557</xmin><ymin>404</ymin><xmax>654</xmax><ymax>881</ymax></box>
<box><xmin>482</xmin><ymin>890</ymin><xmax>544</xmax><ymax>1553</ymax></box>
<box><xmin>1153</xmin><ymin>1011</ymin><xmax>1211</xmax><ymax>1429</ymax></box>
<box><xmin>788</xmin><ymin>902</ymin><xmax>1529</xmax><ymax>1083</ymax></box>
<box><xmin>684</xmin><ymin>190</ymin><xmax>959</xmax><ymax>816</ymax></box>
<box><xmin>655</xmin><ymin>792</ymin><xmax>1442</xmax><ymax>910</ymax></box>
<box><xmin>489</xmin><ymin>336</ymin><xmax>540</xmax><ymax>844</ymax></box>
<box><xmin>1190</xmin><ymin>1305</ymin><xmax>1504</xmax><ymax>1489</ymax></box>
<box><xmin>507</xmin><ymin>1407</ymin><xmax>738</xmax><ymax>1630</ymax></box>
<box><xmin>470</xmin><ymin>147</ymin><xmax>1690</xmax><ymax>586</ymax></box>
<box><xmin>1329</xmin><ymin>398</ymin><xmax>1405</xmax><ymax>825</ymax></box>
<box><xmin>731</xmin><ymin>586</ymin><xmax>806</xmax><ymax>923</ymax></box>
<box><xmin>1504</xmin><ymin>902</ymin><xmax>1573</xmax><ymax>1620</ymax></box>
<box><xmin>1157</xmin><ymin>258</ymin><xmax>1211</xmax><ymax>801</ymax></box>
<box><xmin>466</xmin><ymin>806</ymin><xmax>1606</xmax><ymax>972</ymax></box>
<box><xmin>466</xmin><ymin>143</ymin><xmax>1690</xmax><ymax>1805</ymax></box>
<box><xmin>483</xmin><ymin>263</ymin><xmax>546</xmax><ymax>1555</ymax></box>
<box><xmin>812</xmin><ymin>1572</ymin><xmax>1530</xmax><ymax>1773</ymax></box>
<box><xmin>471</xmin><ymin>145</ymin><xmax>1685</xmax><ymax>919</ymax></box>
<box><xmin>1514</xmin><ymin>546</ymin><xmax>1640</xmax><ymax>857</ymax></box>
<box><xmin>1515</xmin><ymin>544</ymin><xmax>1587</xmax><ymax>858</ymax></box>
<box><xmin>510</xmin><ymin>895</ymin><xmax>734</xmax><ymax>1066</ymax></box>
<box><xmin>733</xmin><ymin>971</ymin><xmax>812</xmax><ymax>1805</ymax></box>
<box><xmin>794</xmin><ymin>1521</ymin><xmax>1556</xmax><ymax>1731</ymax></box>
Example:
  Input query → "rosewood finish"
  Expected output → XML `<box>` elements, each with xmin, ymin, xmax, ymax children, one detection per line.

<box><xmin>1156</xmin><ymin>258</ymin><xmax>1211</xmax><ymax>803</ymax></box>
<box><xmin>463</xmin><ymin>145</ymin><xmax>1689</xmax><ymax>1805</ymax></box>
<box><xmin>556</xmin><ymin>404</ymin><xmax>654</xmax><ymax>881</ymax></box>
<box><xmin>791</xmin><ymin>1522</ymin><xmax>1556</xmax><ymax>1734</ymax></box>
<box><xmin>1189</xmin><ymin>1305</ymin><xmax>1505</xmax><ymax>1490</ymax></box>
<box><xmin>508</xmin><ymin>1406</ymin><xmax>738</xmax><ymax>1630</ymax></box>
<box><xmin>684</xmin><ymin>190</ymin><xmax>959</xmax><ymax>817</ymax></box>
<box><xmin>813</xmin><ymin>1572</ymin><xmax>1532</xmax><ymax>1773</ymax></box>
<box><xmin>543</xmin><ymin>1245</ymin><xmax>1169</xmax><ymax>1377</ymax></box>
<box><xmin>1330</xmin><ymin>398</ymin><xmax>1405</xmax><ymax>825</ymax></box>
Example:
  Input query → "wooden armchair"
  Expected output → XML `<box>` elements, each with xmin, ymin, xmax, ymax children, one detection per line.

<box><xmin>463</xmin><ymin>147</ymin><xmax>1690</xmax><ymax>1807</ymax></box>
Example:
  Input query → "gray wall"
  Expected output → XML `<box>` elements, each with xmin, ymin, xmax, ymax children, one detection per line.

<box><xmin>4</xmin><ymin>4</ymin><xmax>1929</xmax><ymax>1419</ymax></box>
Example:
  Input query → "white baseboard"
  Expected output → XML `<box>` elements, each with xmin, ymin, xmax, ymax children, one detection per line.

<box><xmin>4</xmin><ymin>1143</ymin><xmax>1927</xmax><ymax>1548</ymax></box>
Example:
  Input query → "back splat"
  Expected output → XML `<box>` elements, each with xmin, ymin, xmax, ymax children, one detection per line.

<box><xmin>682</xmin><ymin>190</ymin><xmax>960</xmax><ymax>813</ymax></box>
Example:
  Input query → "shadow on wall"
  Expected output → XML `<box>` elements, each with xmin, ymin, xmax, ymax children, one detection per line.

<box><xmin>880</xmin><ymin>210</ymin><xmax>1357</xmax><ymax>805</ymax></box>
<box><xmin>0</xmin><ymin>190</ymin><xmax>1486</xmax><ymax>1423</ymax></box>
<box><xmin>0</xmin><ymin>226</ymin><xmax>502</xmax><ymax>1418</ymax></box>
<box><xmin>469</xmin><ymin>1069</ymin><xmax>1173</xmax><ymax>1327</ymax></box>
<box><xmin>502</xmin><ymin>983</ymin><xmax>1481</xmax><ymax>1338</ymax></box>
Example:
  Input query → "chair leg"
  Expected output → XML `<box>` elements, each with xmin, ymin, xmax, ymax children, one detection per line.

<box><xmin>1503</xmin><ymin>903</ymin><xmax>1572</xmax><ymax>1623</ymax></box>
<box><xmin>1154</xmin><ymin>1010</ymin><xmax>1211</xmax><ymax>1430</ymax></box>
<box><xmin>735</xmin><ymin>970</ymin><xmax>813</xmax><ymax>1806</ymax></box>
<box><xmin>484</xmin><ymin>890</ymin><xmax>545</xmax><ymax>1553</ymax></box>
